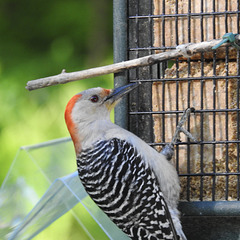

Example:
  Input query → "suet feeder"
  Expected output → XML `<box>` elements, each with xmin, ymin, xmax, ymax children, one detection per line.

<box><xmin>114</xmin><ymin>0</ymin><xmax>240</xmax><ymax>239</ymax></box>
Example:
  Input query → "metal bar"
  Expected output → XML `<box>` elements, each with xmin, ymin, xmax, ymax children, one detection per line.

<box><xmin>225</xmin><ymin>39</ymin><xmax>230</xmax><ymax>200</ymax></box>
<box><xmin>135</xmin><ymin>0</ymin><xmax>140</xmax><ymax>137</ymax></box>
<box><xmin>212</xmin><ymin>0</ymin><xmax>216</xmax><ymax>39</ymax></box>
<box><xmin>179</xmin><ymin>172</ymin><xmax>240</xmax><ymax>177</ymax></box>
<box><xmin>148</xmin><ymin>0</ymin><xmax>154</xmax><ymax>143</ymax></box>
<box><xmin>113</xmin><ymin>0</ymin><xmax>128</xmax><ymax>129</ymax></box>
<box><xmin>162</xmin><ymin>0</ymin><xmax>166</xmax><ymax>47</ymax></box>
<box><xmin>179</xmin><ymin>201</ymin><xmax>240</xmax><ymax>216</ymax></box>
<box><xmin>212</xmin><ymin>55</ymin><xmax>217</xmax><ymax>201</ymax></box>
<box><xmin>187</xmin><ymin>79</ymin><xmax>191</xmax><ymax>202</ymax></box>
<box><xmin>187</xmin><ymin>0</ymin><xmax>191</xmax><ymax>43</ymax></box>
<box><xmin>212</xmin><ymin>22</ymin><xmax>217</xmax><ymax>199</ymax></box>
<box><xmin>160</xmin><ymin>0</ymin><xmax>166</xmax><ymax>144</ymax></box>
<box><xmin>128</xmin><ymin>75</ymin><xmax>240</xmax><ymax>82</ymax></box>
<box><xmin>225</xmin><ymin>0</ymin><xmax>228</xmax><ymax>32</ymax></box>
<box><xmin>128</xmin><ymin>11</ymin><xmax>240</xmax><ymax>19</ymax></box>
<box><xmin>150</xmin><ymin>140</ymin><xmax>240</xmax><ymax>146</ymax></box>
<box><xmin>161</xmin><ymin>80</ymin><xmax>166</xmax><ymax>143</ymax></box>
<box><xmin>175</xmin><ymin>0</ymin><xmax>179</xmax><ymax>45</ymax></box>
<box><xmin>129</xmin><ymin>108</ymin><xmax>240</xmax><ymax>115</ymax></box>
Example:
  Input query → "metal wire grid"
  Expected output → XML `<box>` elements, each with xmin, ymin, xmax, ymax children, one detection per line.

<box><xmin>127</xmin><ymin>0</ymin><xmax>240</xmax><ymax>201</ymax></box>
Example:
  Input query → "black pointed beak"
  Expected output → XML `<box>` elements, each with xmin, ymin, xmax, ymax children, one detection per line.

<box><xmin>105</xmin><ymin>82</ymin><xmax>140</xmax><ymax>103</ymax></box>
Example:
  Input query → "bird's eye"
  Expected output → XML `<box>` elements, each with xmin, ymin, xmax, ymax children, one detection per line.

<box><xmin>90</xmin><ymin>95</ymin><xmax>99</xmax><ymax>103</ymax></box>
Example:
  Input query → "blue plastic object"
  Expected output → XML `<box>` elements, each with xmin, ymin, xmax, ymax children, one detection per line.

<box><xmin>212</xmin><ymin>33</ymin><xmax>240</xmax><ymax>50</ymax></box>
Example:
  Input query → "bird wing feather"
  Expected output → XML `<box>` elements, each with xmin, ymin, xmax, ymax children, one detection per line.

<box><xmin>77</xmin><ymin>138</ymin><xmax>178</xmax><ymax>240</ymax></box>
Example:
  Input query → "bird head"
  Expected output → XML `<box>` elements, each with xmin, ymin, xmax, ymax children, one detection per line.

<box><xmin>65</xmin><ymin>82</ymin><xmax>139</xmax><ymax>153</ymax></box>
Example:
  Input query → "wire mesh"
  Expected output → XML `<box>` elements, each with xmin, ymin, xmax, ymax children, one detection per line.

<box><xmin>127</xmin><ymin>0</ymin><xmax>240</xmax><ymax>202</ymax></box>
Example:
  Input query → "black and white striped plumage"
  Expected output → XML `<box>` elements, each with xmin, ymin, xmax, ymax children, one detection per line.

<box><xmin>77</xmin><ymin>138</ymin><xmax>178</xmax><ymax>240</ymax></box>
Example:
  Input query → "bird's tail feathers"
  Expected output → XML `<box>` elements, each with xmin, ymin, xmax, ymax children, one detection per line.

<box><xmin>169</xmin><ymin>208</ymin><xmax>187</xmax><ymax>240</ymax></box>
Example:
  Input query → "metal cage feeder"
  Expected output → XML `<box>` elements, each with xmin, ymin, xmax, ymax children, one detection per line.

<box><xmin>114</xmin><ymin>0</ymin><xmax>240</xmax><ymax>239</ymax></box>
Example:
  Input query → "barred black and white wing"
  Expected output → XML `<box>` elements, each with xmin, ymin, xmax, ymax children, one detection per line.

<box><xmin>77</xmin><ymin>138</ymin><xmax>178</xmax><ymax>240</ymax></box>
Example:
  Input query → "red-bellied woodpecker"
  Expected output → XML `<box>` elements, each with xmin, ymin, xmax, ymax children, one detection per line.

<box><xmin>65</xmin><ymin>82</ymin><xmax>187</xmax><ymax>240</ymax></box>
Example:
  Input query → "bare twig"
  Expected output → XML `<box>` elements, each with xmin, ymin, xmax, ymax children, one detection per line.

<box><xmin>25</xmin><ymin>36</ymin><xmax>239</xmax><ymax>91</ymax></box>
<box><xmin>160</xmin><ymin>108</ymin><xmax>197</xmax><ymax>161</ymax></box>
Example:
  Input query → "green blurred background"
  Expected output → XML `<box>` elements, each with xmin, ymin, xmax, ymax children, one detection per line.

<box><xmin>0</xmin><ymin>0</ymin><xmax>113</xmax><ymax>239</ymax></box>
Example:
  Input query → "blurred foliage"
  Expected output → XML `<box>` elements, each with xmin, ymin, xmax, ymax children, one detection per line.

<box><xmin>0</xmin><ymin>0</ymin><xmax>113</xmax><ymax>239</ymax></box>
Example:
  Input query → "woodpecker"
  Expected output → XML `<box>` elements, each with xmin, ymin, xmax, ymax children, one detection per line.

<box><xmin>65</xmin><ymin>83</ymin><xmax>187</xmax><ymax>240</ymax></box>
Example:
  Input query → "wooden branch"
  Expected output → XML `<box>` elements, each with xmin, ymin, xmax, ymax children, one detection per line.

<box><xmin>25</xmin><ymin>36</ymin><xmax>239</xmax><ymax>91</ymax></box>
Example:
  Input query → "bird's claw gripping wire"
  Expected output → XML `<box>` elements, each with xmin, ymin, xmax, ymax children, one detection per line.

<box><xmin>170</xmin><ymin>107</ymin><xmax>197</xmax><ymax>146</ymax></box>
<box><xmin>161</xmin><ymin>107</ymin><xmax>197</xmax><ymax>161</ymax></box>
